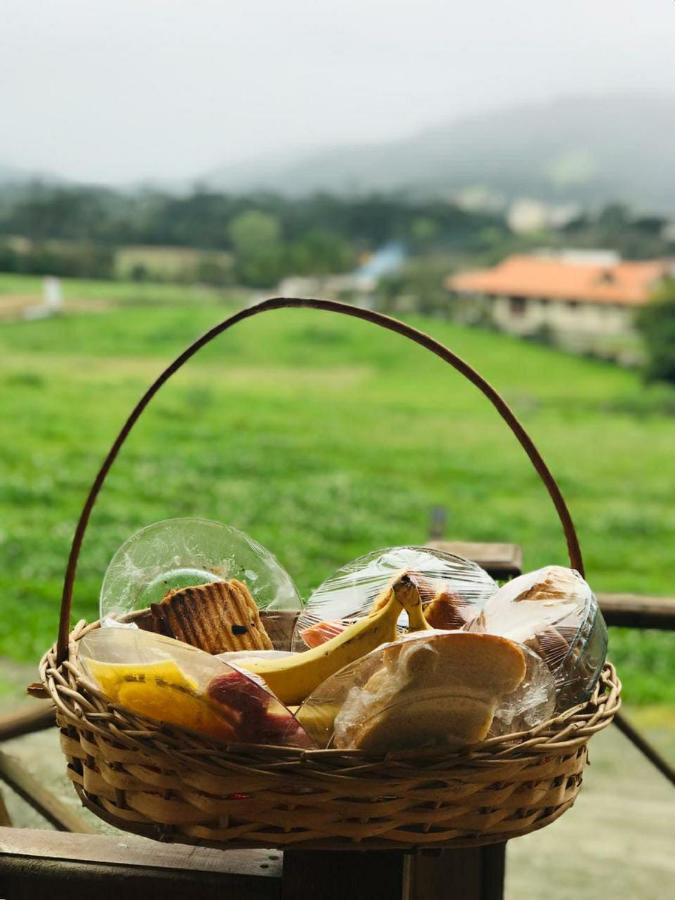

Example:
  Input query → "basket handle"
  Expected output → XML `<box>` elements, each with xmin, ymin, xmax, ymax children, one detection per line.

<box><xmin>56</xmin><ymin>297</ymin><xmax>583</xmax><ymax>663</ymax></box>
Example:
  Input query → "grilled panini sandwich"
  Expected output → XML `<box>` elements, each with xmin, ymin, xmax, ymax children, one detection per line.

<box><xmin>150</xmin><ymin>579</ymin><xmax>273</xmax><ymax>654</ymax></box>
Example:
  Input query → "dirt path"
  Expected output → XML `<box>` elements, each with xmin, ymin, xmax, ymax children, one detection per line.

<box><xmin>0</xmin><ymin>294</ymin><xmax>111</xmax><ymax>320</ymax></box>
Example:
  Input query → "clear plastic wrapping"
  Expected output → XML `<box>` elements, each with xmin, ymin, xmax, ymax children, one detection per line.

<box><xmin>489</xmin><ymin>644</ymin><xmax>556</xmax><ymax>736</ymax></box>
<box><xmin>293</xmin><ymin>546</ymin><xmax>497</xmax><ymax>652</ymax></box>
<box><xmin>465</xmin><ymin>566</ymin><xmax>608</xmax><ymax>707</ymax></box>
<box><xmin>100</xmin><ymin>517</ymin><xmax>301</xmax><ymax>623</ymax></box>
<box><xmin>79</xmin><ymin>627</ymin><xmax>312</xmax><ymax>747</ymax></box>
<box><xmin>296</xmin><ymin>630</ymin><xmax>553</xmax><ymax>751</ymax></box>
<box><xmin>92</xmin><ymin>517</ymin><xmax>603</xmax><ymax>751</ymax></box>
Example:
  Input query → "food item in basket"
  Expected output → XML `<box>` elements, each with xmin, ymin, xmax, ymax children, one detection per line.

<box><xmin>218</xmin><ymin>649</ymin><xmax>294</xmax><ymax>662</ymax></box>
<box><xmin>79</xmin><ymin>627</ymin><xmax>313</xmax><ymax>747</ymax></box>
<box><xmin>207</xmin><ymin>669</ymin><xmax>308</xmax><ymax>745</ymax></box>
<box><xmin>86</xmin><ymin>657</ymin><xmax>197</xmax><ymax>698</ymax></box>
<box><xmin>424</xmin><ymin>588</ymin><xmax>471</xmax><ymax>630</ymax></box>
<box><xmin>341</xmin><ymin>632</ymin><xmax>527</xmax><ymax>751</ymax></box>
<box><xmin>85</xmin><ymin>657</ymin><xmax>238</xmax><ymax>741</ymax></box>
<box><xmin>299</xmin><ymin>631</ymin><xmax>527</xmax><ymax>751</ymax></box>
<box><xmin>238</xmin><ymin>573</ymin><xmax>430</xmax><ymax>705</ymax></box>
<box><xmin>149</xmin><ymin>578</ymin><xmax>273</xmax><ymax>654</ymax></box>
<box><xmin>488</xmin><ymin>643</ymin><xmax>556</xmax><ymax>735</ymax></box>
<box><xmin>299</xmin><ymin>586</ymin><xmax>462</xmax><ymax>649</ymax></box>
<box><xmin>466</xmin><ymin>566</ymin><xmax>608</xmax><ymax>706</ymax></box>
<box><xmin>300</xmin><ymin>619</ymin><xmax>347</xmax><ymax>648</ymax></box>
<box><xmin>293</xmin><ymin>546</ymin><xmax>496</xmax><ymax>652</ymax></box>
<box><xmin>100</xmin><ymin>517</ymin><xmax>301</xmax><ymax>624</ymax></box>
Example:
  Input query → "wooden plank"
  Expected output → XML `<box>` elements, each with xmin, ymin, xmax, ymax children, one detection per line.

<box><xmin>408</xmin><ymin>844</ymin><xmax>505</xmax><ymax>900</ymax></box>
<box><xmin>282</xmin><ymin>847</ymin><xmax>504</xmax><ymax>900</ymax></box>
<box><xmin>0</xmin><ymin>700</ymin><xmax>55</xmax><ymax>742</ymax></box>
<box><xmin>282</xmin><ymin>851</ymin><xmax>410</xmax><ymax>900</ymax></box>
<box><xmin>479</xmin><ymin>843</ymin><xmax>506</xmax><ymax>900</ymax></box>
<box><xmin>426</xmin><ymin>541</ymin><xmax>523</xmax><ymax>579</ymax></box>
<box><xmin>598</xmin><ymin>593</ymin><xmax>675</xmax><ymax>631</ymax></box>
<box><xmin>0</xmin><ymin>749</ymin><xmax>95</xmax><ymax>833</ymax></box>
<box><xmin>409</xmin><ymin>849</ymin><xmax>481</xmax><ymax>899</ymax></box>
<box><xmin>0</xmin><ymin>859</ymin><xmax>279</xmax><ymax>900</ymax></box>
<box><xmin>0</xmin><ymin>827</ymin><xmax>281</xmax><ymax>900</ymax></box>
<box><xmin>0</xmin><ymin>825</ymin><xmax>282</xmax><ymax>875</ymax></box>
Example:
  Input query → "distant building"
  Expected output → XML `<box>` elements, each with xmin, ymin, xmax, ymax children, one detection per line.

<box><xmin>453</xmin><ymin>186</ymin><xmax>505</xmax><ymax>215</ymax></box>
<box><xmin>352</xmin><ymin>242</ymin><xmax>405</xmax><ymax>291</ymax></box>
<box><xmin>446</xmin><ymin>251</ymin><xmax>674</xmax><ymax>361</ymax></box>
<box><xmin>507</xmin><ymin>199</ymin><xmax>579</xmax><ymax>233</ymax></box>
<box><xmin>279</xmin><ymin>242</ymin><xmax>406</xmax><ymax>305</ymax></box>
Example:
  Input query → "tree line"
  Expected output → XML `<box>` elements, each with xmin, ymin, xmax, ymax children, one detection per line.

<box><xmin>0</xmin><ymin>184</ymin><xmax>505</xmax><ymax>285</ymax></box>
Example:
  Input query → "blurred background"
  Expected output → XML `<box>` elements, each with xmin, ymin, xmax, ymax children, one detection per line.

<box><xmin>0</xmin><ymin>2</ymin><xmax>673</xmax><ymax>894</ymax></box>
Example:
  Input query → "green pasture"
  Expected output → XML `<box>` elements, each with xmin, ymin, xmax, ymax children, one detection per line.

<box><xmin>115</xmin><ymin>245</ymin><xmax>233</xmax><ymax>283</ymax></box>
<box><xmin>0</xmin><ymin>274</ymin><xmax>673</xmax><ymax>704</ymax></box>
<box><xmin>0</xmin><ymin>272</ymin><xmax>233</xmax><ymax>306</ymax></box>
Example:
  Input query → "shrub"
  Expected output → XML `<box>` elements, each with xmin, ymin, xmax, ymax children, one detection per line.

<box><xmin>636</xmin><ymin>279</ymin><xmax>675</xmax><ymax>385</ymax></box>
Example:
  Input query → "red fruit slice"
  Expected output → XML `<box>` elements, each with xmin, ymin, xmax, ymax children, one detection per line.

<box><xmin>300</xmin><ymin>620</ymin><xmax>347</xmax><ymax>648</ymax></box>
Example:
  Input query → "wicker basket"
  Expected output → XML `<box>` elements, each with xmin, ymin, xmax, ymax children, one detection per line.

<box><xmin>38</xmin><ymin>297</ymin><xmax>620</xmax><ymax>850</ymax></box>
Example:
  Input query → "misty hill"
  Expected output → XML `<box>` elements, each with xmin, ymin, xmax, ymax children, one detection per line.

<box><xmin>0</xmin><ymin>164</ymin><xmax>68</xmax><ymax>197</ymax></box>
<box><xmin>0</xmin><ymin>163</ymin><xmax>29</xmax><ymax>185</ymax></box>
<box><xmin>205</xmin><ymin>94</ymin><xmax>675</xmax><ymax>212</ymax></box>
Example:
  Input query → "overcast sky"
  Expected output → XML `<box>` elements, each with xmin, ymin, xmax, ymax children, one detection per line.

<box><xmin>1</xmin><ymin>0</ymin><xmax>673</xmax><ymax>184</ymax></box>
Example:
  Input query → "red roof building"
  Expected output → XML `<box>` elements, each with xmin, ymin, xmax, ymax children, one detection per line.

<box><xmin>447</xmin><ymin>254</ymin><xmax>668</xmax><ymax>307</ymax></box>
<box><xmin>446</xmin><ymin>253</ymin><xmax>672</xmax><ymax>361</ymax></box>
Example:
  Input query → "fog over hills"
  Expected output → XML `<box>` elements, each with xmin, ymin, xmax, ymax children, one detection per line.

<box><xmin>203</xmin><ymin>94</ymin><xmax>675</xmax><ymax>212</ymax></box>
<box><xmin>0</xmin><ymin>164</ymin><xmax>30</xmax><ymax>184</ymax></box>
<box><xmin>2</xmin><ymin>94</ymin><xmax>674</xmax><ymax>214</ymax></box>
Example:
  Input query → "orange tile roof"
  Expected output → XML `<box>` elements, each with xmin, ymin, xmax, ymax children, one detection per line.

<box><xmin>447</xmin><ymin>255</ymin><xmax>669</xmax><ymax>306</ymax></box>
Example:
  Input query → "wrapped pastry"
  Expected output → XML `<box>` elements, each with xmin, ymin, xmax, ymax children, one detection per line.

<box><xmin>297</xmin><ymin>630</ymin><xmax>545</xmax><ymax>752</ymax></box>
<box><xmin>489</xmin><ymin>644</ymin><xmax>556</xmax><ymax>736</ymax></box>
<box><xmin>466</xmin><ymin>566</ymin><xmax>607</xmax><ymax>707</ymax></box>
<box><xmin>100</xmin><ymin>517</ymin><xmax>302</xmax><ymax>626</ymax></box>
<box><xmin>79</xmin><ymin>627</ymin><xmax>312</xmax><ymax>747</ymax></box>
<box><xmin>293</xmin><ymin>546</ymin><xmax>496</xmax><ymax>651</ymax></box>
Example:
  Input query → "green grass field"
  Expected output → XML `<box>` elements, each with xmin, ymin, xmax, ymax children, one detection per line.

<box><xmin>0</xmin><ymin>274</ymin><xmax>673</xmax><ymax>704</ymax></box>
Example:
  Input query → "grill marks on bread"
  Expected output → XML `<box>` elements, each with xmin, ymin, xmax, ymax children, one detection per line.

<box><xmin>150</xmin><ymin>580</ymin><xmax>273</xmax><ymax>654</ymax></box>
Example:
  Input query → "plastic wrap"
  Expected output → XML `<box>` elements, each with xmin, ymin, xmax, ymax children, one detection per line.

<box><xmin>296</xmin><ymin>629</ymin><xmax>551</xmax><ymax>751</ymax></box>
<box><xmin>217</xmin><ymin>650</ymin><xmax>295</xmax><ymax>663</ymax></box>
<box><xmin>465</xmin><ymin>566</ymin><xmax>607</xmax><ymax>707</ymax></box>
<box><xmin>489</xmin><ymin>644</ymin><xmax>556</xmax><ymax>736</ymax></box>
<box><xmin>79</xmin><ymin>627</ymin><xmax>313</xmax><ymax>747</ymax></box>
<box><xmin>293</xmin><ymin>546</ymin><xmax>497</xmax><ymax>652</ymax></box>
<box><xmin>100</xmin><ymin>517</ymin><xmax>301</xmax><ymax>624</ymax></box>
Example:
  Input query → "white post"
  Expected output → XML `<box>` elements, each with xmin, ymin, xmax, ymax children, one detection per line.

<box><xmin>43</xmin><ymin>277</ymin><xmax>63</xmax><ymax>313</ymax></box>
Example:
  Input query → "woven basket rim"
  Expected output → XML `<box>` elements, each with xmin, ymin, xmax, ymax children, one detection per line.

<box><xmin>40</xmin><ymin>618</ymin><xmax>621</xmax><ymax>772</ymax></box>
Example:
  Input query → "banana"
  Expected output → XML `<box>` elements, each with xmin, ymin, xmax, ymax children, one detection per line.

<box><xmin>294</xmin><ymin>701</ymin><xmax>342</xmax><ymax>746</ymax></box>
<box><xmin>238</xmin><ymin>573</ymin><xmax>425</xmax><ymax>705</ymax></box>
<box><xmin>405</xmin><ymin>592</ymin><xmax>434</xmax><ymax>632</ymax></box>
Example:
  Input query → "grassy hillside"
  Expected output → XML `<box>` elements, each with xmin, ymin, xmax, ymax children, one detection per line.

<box><xmin>0</xmin><ymin>274</ymin><xmax>673</xmax><ymax>703</ymax></box>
